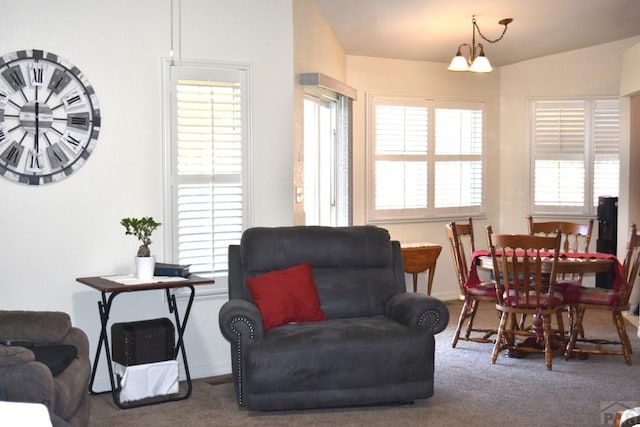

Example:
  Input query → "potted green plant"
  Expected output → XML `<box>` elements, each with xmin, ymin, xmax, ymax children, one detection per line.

<box><xmin>121</xmin><ymin>216</ymin><xmax>161</xmax><ymax>280</ymax></box>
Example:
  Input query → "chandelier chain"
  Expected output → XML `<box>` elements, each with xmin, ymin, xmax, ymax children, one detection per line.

<box><xmin>473</xmin><ymin>18</ymin><xmax>510</xmax><ymax>44</ymax></box>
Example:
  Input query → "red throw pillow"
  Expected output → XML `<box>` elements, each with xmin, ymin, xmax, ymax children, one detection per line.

<box><xmin>246</xmin><ymin>262</ymin><xmax>327</xmax><ymax>331</ymax></box>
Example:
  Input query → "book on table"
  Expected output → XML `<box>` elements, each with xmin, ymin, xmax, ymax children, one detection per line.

<box><xmin>154</xmin><ymin>263</ymin><xmax>191</xmax><ymax>278</ymax></box>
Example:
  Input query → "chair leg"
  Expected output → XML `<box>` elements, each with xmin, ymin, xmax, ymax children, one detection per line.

<box><xmin>565</xmin><ymin>306</ymin><xmax>585</xmax><ymax>360</ymax></box>
<box><xmin>567</xmin><ymin>306</ymin><xmax>585</xmax><ymax>339</ymax></box>
<box><xmin>578</xmin><ymin>280</ymin><xmax>585</xmax><ymax>339</ymax></box>
<box><xmin>612</xmin><ymin>311</ymin><xmax>633</xmax><ymax>365</ymax></box>
<box><xmin>555</xmin><ymin>309</ymin><xmax>566</xmax><ymax>349</ymax></box>
<box><xmin>452</xmin><ymin>297</ymin><xmax>495</xmax><ymax>347</ymax></box>
<box><xmin>614</xmin><ymin>311</ymin><xmax>633</xmax><ymax>356</ymax></box>
<box><xmin>452</xmin><ymin>298</ymin><xmax>471</xmax><ymax>347</ymax></box>
<box><xmin>565</xmin><ymin>306</ymin><xmax>574</xmax><ymax>339</ymax></box>
<box><xmin>463</xmin><ymin>299</ymin><xmax>480</xmax><ymax>340</ymax></box>
<box><xmin>577</xmin><ymin>307</ymin><xmax>585</xmax><ymax>339</ymax></box>
<box><xmin>491</xmin><ymin>312</ymin><xmax>509</xmax><ymax>364</ymax></box>
<box><xmin>542</xmin><ymin>314</ymin><xmax>554</xmax><ymax>371</ymax></box>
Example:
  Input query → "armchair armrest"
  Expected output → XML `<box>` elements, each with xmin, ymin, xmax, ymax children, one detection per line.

<box><xmin>0</xmin><ymin>346</ymin><xmax>36</xmax><ymax>366</ymax></box>
<box><xmin>386</xmin><ymin>293</ymin><xmax>449</xmax><ymax>333</ymax></box>
<box><xmin>218</xmin><ymin>299</ymin><xmax>265</xmax><ymax>344</ymax></box>
<box><xmin>0</xmin><ymin>346</ymin><xmax>55</xmax><ymax>405</ymax></box>
<box><xmin>61</xmin><ymin>327</ymin><xmax>89</xmax><ymax>360</ymax></box>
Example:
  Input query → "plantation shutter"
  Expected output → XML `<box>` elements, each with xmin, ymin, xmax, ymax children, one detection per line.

<box><xmin>433</xmin><ymin>102</ymin><xmax>483</xmax><ymax>214</ymax></box>
<box><xmin>530</xmin><ymin>99</ymin><xmax>619</xmax><ymax>214</ymax></box>
<box><xmin>170</xmin><ymin>66</ymin><xmax>246</xmax><ymax>278</ymax></box>
<box><xmin>370</xmin><ymin>97</ymin><xmax>429</xmax><ymax>219</ymax></box>
<box><xmin>532</xmin><ymin>100</ymin><xmax>586</xmax><ymax>212</ymax></box>
<box><xmin>592</xmin><ymin>99</ymin><xmax>620</xmax><ymax>206</ymax></box>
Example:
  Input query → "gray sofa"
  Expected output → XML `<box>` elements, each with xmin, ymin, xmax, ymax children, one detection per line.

<box><xmin>218</xmin><ymin>225</ymin><xmax>449</xmax><ymax>411</ymax></box>
<box><xmin>0</xmin><ymin>310</ymin><xmax>91</xmax><ymax>427</ymax></box>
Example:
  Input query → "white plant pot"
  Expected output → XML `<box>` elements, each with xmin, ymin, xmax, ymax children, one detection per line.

<box><xmin>135</xmin><ymin>256</ymin><xmax>156</xmax><ymax>281</ymax></box>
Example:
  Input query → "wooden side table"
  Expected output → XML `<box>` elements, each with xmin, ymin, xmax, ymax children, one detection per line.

<box><xmin>77</xmin><ymin>274</ymin><xmax>214</xmax><ymax>409</ymax></box>
<box><xmin>401</xmin><ymin>243</ymin><xmax>442</xmax><ymax>295</ymax></box>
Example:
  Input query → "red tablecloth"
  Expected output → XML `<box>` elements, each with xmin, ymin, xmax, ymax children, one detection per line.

<box><xmin>465</xmin><ymin>250</ymin><xmax>624</xmax><ymax>292</ymax></box>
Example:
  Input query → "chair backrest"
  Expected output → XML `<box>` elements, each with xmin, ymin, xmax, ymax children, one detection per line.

<box><xmin>487</xmin><ymin>225</ymin><xmax>562</xmax><ymax>309</ymax></box>
<box><xmin>527</xmin><ymin>215</ymin><xmax>594</xmax><ymax>253</ymax></box>
<box><xmin>445</xmin><ymin>218</ymin><xmax>476</xmax><ymax>296</ymax></box>
<box><xmin>619</xmin><ymin>223</ymin><xmax>640</xmax><ymax>307</ymax></box>
<box><xmin>228</xmin><ymin>225</ymin><xmax>406</xmax><ymax>319</ymax></box>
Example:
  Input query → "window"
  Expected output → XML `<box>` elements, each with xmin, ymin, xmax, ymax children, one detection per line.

<box><xmin>303</xmin><ymin>93</ymin><xmax>352</xmax><ymax>226</ymax></box>
<box><xmin>299</xmin><ymin>73</ymin><xmax>355</xmax><ymax>227</ymax></box>
<box><xmin>304</xmin><ymin>95</ymin><xmax>336</xmax><ymax>225</ymax></box>
<box><xmin>366</xmin><ymin>95</ymin><xmax>485</xmax><ymax>222</ymax></box>
<box><xmin>162</xmin><ymin>60</ymin><xmax>250</xmax><ymax>290</ymax></box>
<box><xmin>529</xmin><ymin>99</ymin><xmax>619</xmax><ymax>215</ymax></box>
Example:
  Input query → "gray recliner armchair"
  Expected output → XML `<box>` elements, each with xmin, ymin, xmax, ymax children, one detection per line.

<box><xmin>0</xmin><ymin>310</ymin><xmax>91</xmax><ymax>427</ymax></box>
<box><xmin>219</xmin><ymin>225</ymin><xmax>449</xmax><ymax>411</ymax></box>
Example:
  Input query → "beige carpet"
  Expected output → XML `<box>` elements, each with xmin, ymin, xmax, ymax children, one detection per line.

<box><xmin>89</xmin><ymin>300</ymin><xmax>640</xmax><ymax>426</ymax></box>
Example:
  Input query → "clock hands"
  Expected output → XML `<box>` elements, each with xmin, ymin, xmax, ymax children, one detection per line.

<box><xmin>35</xmin><ymin>94</ymin><xmax>39</xmax><ymax>153</ymax></box>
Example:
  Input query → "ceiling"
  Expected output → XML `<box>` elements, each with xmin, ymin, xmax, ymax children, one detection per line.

<box><xmin>313</xmin><ymin>0</ymin><xmax>640</xmax><ymax>67</ymax></box>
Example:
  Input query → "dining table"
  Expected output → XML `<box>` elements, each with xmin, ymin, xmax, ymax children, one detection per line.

<box><xmin>466</xmin><ymin>249</ymin><xmax>624</xmax><ymax>359</ymax></box>
<box><xmin>400</xmin><ymin>242</ymin><xmax>442</xmax><ymax>295</ymax></box>
<box><xmin>468</xmin><ymin>249</ymin><xmax>623</xmax><ymax>289</ymax></box>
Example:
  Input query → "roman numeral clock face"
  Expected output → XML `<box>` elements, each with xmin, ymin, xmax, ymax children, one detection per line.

<box><xmin>0</xmin><ymin>49</ymin><xmax>101</xmax><ymax>185</ymax></box>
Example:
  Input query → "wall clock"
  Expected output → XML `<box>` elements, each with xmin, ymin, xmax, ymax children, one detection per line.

<box><xmin>0</xmin><ymin>49</ymin><xmax>101</xmax><ymax>185</ymax></box>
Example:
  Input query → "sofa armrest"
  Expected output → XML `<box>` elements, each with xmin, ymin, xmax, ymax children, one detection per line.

<box><xmin>386</xmin><ymin>293</ymin><xmax>449</xmax><ymax>333</ymax></box>
<box><xmin>0</xmin><ymin>346</ymin><xmax>36</xmax><ymax>366</ymax></box>
<box><xmin>218</xmin><ymin>299</ymin><xmax>265</xmax><ymax>344</ymax></box>
<box><xmin>60</xmin><ymin>327</ymin><xmax>89</xmax><ymax>360</ymax></box>
<box><xmin>0</xmin><ymin>347</ymin><xmax>55</xmax><ymax>405</ymax></box>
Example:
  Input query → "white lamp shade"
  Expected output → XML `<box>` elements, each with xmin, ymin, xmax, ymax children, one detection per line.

<box><xmin>469</xmin><ymin>55</ymin><xmax>492</xmax><ymax>73</ymax></box>
<box><xmin>448</xmin><ymin>55</ymin><xmax>469</xmax><ymax>71</ymax></box>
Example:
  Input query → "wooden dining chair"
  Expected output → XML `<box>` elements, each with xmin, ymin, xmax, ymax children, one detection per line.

<box><xmin>564</xmin><ymin>223</ymin><xmax>640</xmax><ymax>365</ymax></box>
<box><xmin>527</xmin><ymin>215</ymin><xmax>594</xmax><ymax>284</ymax></box>
<box><xmin>446</xmin><ymin>219</ymin><xmax>497</xmax><ymax>348</ymax></box>
<box><xmin>527</xmin><ymin>216</ymin><xmax>595</xmax><ymax>339</ymax></box>
<box><xmin>487</xmin><ymin>226</ymin><xmax>566</xmax><ymax>370</ymax></box>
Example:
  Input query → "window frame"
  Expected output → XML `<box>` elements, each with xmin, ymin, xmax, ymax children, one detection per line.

<box><xmin>161</xmin><ymin>58</ymin><xmax>252</xmax><ymax>297</ymax></box>
<box><xmin>365</xmin><ymin>94</ymin><xmax>487</xmax><ymax>223</ymax></box>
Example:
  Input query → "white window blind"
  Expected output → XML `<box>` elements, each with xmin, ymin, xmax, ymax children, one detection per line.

<box><xmin>530</xmin><ymin>99</ymin><xmax>619</xmax><ymax>215</ymax></box>
<box><xmin>433</xmin><ymin>103</ymin><xmax>483</xmax><ymax>213</ymax></box>
<box><xmin>592</xmin><ymin>99</ymin><xmax>620</xmax><ymax>207</ymax></box>
<box><xmin>372</xmin><ymin>99</ymin><xmax>428</xmax><ymax>217</ymax></box>
<box><xmin>367</xmin><ymin>95</ymin><xmax>485</xmax><ymax>222</ymax></box>
<box><xmin>165</xmin><ymin>62</ymin><xmax>249</xmax><ymax>283</ymax></box>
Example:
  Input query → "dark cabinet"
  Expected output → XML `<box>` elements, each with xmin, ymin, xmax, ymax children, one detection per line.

<box><xmin>596</xmin><ymin>196</ymin><xmax>618</xmax><ymax>289</ymax></box>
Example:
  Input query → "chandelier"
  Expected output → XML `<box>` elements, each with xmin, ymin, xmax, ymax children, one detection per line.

<box><xmin>448</xmin><ymin>15</ymin><xmax>513</xmax><ymax>73</ymax></box>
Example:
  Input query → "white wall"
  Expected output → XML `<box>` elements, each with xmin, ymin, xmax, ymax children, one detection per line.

<box><xmin>621</xmin><ymin>41</ymin><xmax>640</xmax><ymax>97</ymax></box>
<box><xmin>1</xmin><ymin>0</ymin><xmax>293</xmax><ymax>390</ymax></box>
